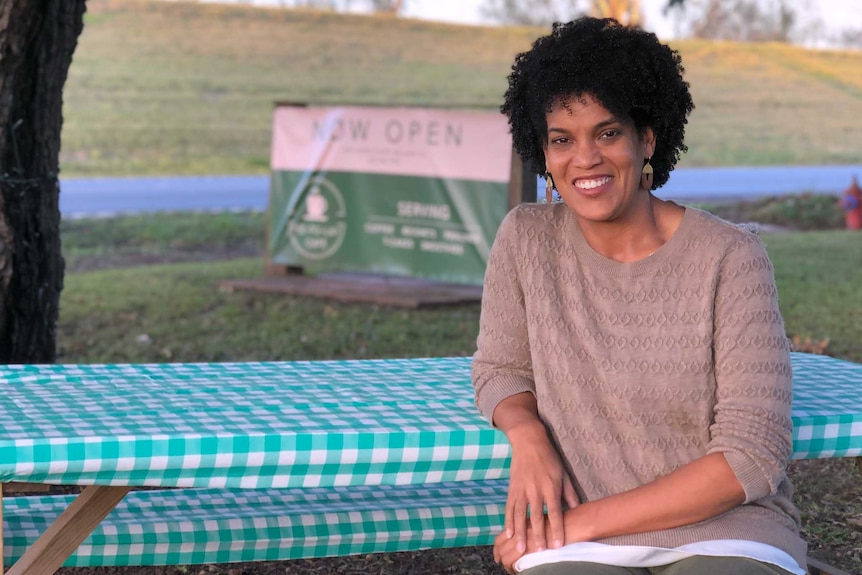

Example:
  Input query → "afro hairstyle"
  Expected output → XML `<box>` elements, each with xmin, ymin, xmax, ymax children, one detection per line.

<box><xmin>501</xmin><ymin>17</ymin><xmax>694</xmax><ymax>189</ymax></box>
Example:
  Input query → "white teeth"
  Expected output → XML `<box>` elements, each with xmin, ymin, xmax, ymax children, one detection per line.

<box><xmin>575</xmin><ymin>177</ymin><xmax>611</xmax><ymax>190</ymax></box>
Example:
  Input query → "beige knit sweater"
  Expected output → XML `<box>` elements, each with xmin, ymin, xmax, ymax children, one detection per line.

<box><xmin>472</xmin><ymin>203</ymin><xmax>807</xmax><ymax>570</ymax></box>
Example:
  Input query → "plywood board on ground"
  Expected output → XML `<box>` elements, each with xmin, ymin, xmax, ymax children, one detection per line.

<box><xmin>220</xmin><ymin>273</ymin><xmax>482</xmax><ymax>308</ymax></box>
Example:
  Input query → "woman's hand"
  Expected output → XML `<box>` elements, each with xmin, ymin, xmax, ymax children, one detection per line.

<box><xmin>490</xmin><ymin>392</ymin><xmax>579</xmax><ymax>559</ymax></box>
<box><xmin>504</xmin><ymin>420</ymin><xmax>579</xmax><ymax>556</ymax></box>
<box><xmin>494</xmin><ymin>519</ymin><xmax>538</xmax><ymax>574</ymax></box>
<box><xmin>494</xmin><ymin>512</ymin><xmax>574</xmax><ymax>574</ymax></box>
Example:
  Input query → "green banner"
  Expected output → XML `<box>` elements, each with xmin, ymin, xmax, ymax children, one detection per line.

<box><xmin>269</xmin><ymin>170</ymin><xmax>508</xmax><ymax>286</ymax></box>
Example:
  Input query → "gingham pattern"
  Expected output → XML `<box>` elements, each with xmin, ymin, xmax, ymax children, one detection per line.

<box><xmin>0</xmin><ymin>354</ymin><xmax>859</xmax><ymax>488</ymax></box>
<box><xmin>789</xmin><ymin>353</ymin><xmax>862</xmax><ymax>458</ymax></box>
<box><xmin>0</xmin><ymin>358</ymin><xmax>507</xmax><ymax>487</ymax></box>
<box><xmin>2</xmin><ymin>480</ymin><xmax>508</xmax><ymax>567</ymax></box>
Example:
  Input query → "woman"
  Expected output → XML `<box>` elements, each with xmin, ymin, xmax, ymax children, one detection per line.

<box><xmin>471</xmin><ymin>17</ymin><xmax>807</xmax><ymax>575</ymax></box>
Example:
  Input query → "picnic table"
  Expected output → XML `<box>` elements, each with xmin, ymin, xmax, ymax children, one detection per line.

<box><xmin>1</xmin><ymin>353</ymin><xmax>861</xmax><ymax>574</ymax></box>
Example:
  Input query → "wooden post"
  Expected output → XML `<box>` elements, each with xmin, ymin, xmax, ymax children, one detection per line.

<box><xmin>807</xmin><ymin>556</ymin><xmax>855</xmax><ymax>575</ymax></box>
<box><xmin>5</xmin><ymin>485</ymin><xmax>130</xmax><ymax>575</ymax></box>
<box><xmin>506</xmin><ymin>148</ymin><xmax>536</xmax><ymax>209</ymax></box>
<box><xmin>263</xmin><ymin>193</ymin><xmax>304</xmax><ymax>278</ymax></box>
<box><xmin>507</xmin><ymin>148</ymin><xmax>523</xmax><ymax>210</ymax></box>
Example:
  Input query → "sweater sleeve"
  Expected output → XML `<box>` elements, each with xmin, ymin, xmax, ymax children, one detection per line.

<box><xmin>471</xmin><ymin>207</ymin><xmax>535</xmax><ymax>424</ymax></box>
<box><xmin>707</xmin><ymin>232</ymin><xmax>793</xmax><ymax>503</ymax></box>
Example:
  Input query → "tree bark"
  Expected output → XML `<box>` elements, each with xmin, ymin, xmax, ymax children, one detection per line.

<box><xmin>0</xmin><ymin>0</ymin><xmax>86</xmax><ymax>362</ymax></box>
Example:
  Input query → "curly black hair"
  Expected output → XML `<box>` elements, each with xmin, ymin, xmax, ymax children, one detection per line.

<box><xmin>501</xmin><ymin>17</ymin><xmax>694</xmax><ymax>189</ymax></box>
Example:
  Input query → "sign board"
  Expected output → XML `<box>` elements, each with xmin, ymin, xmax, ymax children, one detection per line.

<box><xmin>267</xmin><ymin>105</ymin><xmax>513</xmax><ymax>286</ymax></box>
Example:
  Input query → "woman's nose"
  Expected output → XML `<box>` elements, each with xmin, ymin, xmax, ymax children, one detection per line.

<box><xmin>572</xmin><ymin>141</ymin><xmax>601</xmax><ymax>169</ymax></box>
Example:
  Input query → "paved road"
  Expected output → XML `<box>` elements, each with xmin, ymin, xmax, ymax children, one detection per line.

<box><xmin>59</xmin><ymin>165</ymin><xmax>862</xmax><ymax>217</ymax></box>
<box><xmin>60</xmin><ymin>175</ymin><xmax>269</xmax><ymax>218</ymax></box>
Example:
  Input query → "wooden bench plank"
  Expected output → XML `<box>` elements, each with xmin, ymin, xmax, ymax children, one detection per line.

<box><xmin>807</xmin><ymin>556</ymin><xmax>855</xmax><ymax>575</ymax></box>
<box><xmin>1</xmin><ymin>484</ymin><xmax>51</xmax><ymax>494</ymax></box>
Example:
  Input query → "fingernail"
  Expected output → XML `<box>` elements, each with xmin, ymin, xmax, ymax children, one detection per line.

<box><xmin>554</xmin><ymin>539</ymin><xmax>563</xmax><ymax>548</ymax></box>
<box><xmin>517</xmin><ymin>540</ymin><xmax>526</xmax><ymax>553</ymax></box>
<box><xmin>506</xmin><ymin>528</ymin><xmax>513</xmax><ymax>538</ymax></box>
<box><xmin>537</xmin><ymin>545</ymin><xmax>546</xmax><ymax>552</ymax></box>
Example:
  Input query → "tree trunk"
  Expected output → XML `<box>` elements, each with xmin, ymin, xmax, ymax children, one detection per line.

<box><xmin>0</xmin><ymin>0</ymin><xmax>86</xmax><ymax>363</ymax></box>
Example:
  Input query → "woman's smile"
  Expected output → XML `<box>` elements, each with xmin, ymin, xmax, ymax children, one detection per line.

<box><xmin>573</xmin><ymin>175</ymin><xmax>613</xmax><ymax>195</ymax></box>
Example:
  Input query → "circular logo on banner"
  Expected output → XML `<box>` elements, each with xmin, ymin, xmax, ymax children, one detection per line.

<box><xmin>288</xmin><ymin>176</ymin><xmax>347</xmax><ymax>261</ymax></box>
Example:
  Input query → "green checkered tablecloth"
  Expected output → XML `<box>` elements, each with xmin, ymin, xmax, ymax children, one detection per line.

<box><xmin>3</xmin><ymin>480</ymin><xmax>509</xmax><ymax>567</ymax></box>
<box><xmin>789</xmin><ymin>353</ymin><xmax>862</xmax><ymax>459</ymax></box>
<box><xmin>0</xmin><ymin>353</ymin><xmax>859</xmax><ymax>488</ymax></box>
<box><xmin>0</xmin><ymin>357</ymin><xmax>508</xmax><ymax>488</ymax></box>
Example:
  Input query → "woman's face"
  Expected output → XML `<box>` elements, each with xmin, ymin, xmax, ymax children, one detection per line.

<box><xmin>543</xmin><ymin>94</ymin><xmax>655</xmax><ymax>226</ymax></box>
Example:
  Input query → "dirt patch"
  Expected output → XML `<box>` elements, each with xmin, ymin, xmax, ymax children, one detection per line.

<box><xmin>58</xmin><ymin>547</ymin><xmax>498</xmax><ymax>575</ymax></box>
<box><xmin>65</xmin><ymin>247</ymin><xmax>263</xmax><ymax>273</ymax></box>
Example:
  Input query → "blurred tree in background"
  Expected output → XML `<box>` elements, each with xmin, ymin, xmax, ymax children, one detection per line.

<box><xmin>480</xmin><ymin>0</ymin><xmax>645</xmax><ymax>27</ymax></box>
<box><xmin>264</xmin><ymin>0</ymin><xmax>407</xmax><ymax>13</ymax></box>
<box><xmin>480</xmin><ymin>0</ymin><xmax>581</xmax><ymax>26</ymax></box>
<box><xmin>590</xmin><ymin>0</ymin><xmax>641</xmax><ymax>26</ymax></box>
<box><xmin>668</xmin><ymin>0</ymin><xmax>817</xmax><ymax>43</ymax></box>
<box><xmin>480</xmin><ymin>0</ymin><xmax>827</xmax><ymax>45</ymax></box>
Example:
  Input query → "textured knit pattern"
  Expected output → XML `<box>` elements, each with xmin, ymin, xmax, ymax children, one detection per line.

<box><xmin>472</xmin><ymin>203</ymin><xmax>807</xmax><ymax>570</ymax></box>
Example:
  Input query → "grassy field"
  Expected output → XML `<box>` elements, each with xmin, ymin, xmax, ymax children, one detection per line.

<box><xmin>61</xmin><ymin>0</ymin><xmax>862</xmax><ymax>177</ymax></box>
<box><xmin>58</xmin><ymin>211</ymin><xmax>862</xmax><ymax>365</ymax></box>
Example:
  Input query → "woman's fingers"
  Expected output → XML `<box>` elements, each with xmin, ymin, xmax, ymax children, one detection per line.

<box><xmin>505</xmin><ymin>441</ymin><xmax>577</xmax><ymax>556</ymax></box>
<box><xmin>495</xmin><ymin>527</ymin><xmax>523</xmax><ymax>574</ymax></box>
<box><xmin>512</xmin><ymin>493</ymin><xmax>528</xmax><ymax>552</ymax></box>
<box><xmin>504</xmin><ymin>490</ymin><xmax>517</xmax><ymax>539</ymax></box>
<box><xmin>505</xmin><ymin>488</ymin><xmax>530</xmax><ymax>551</ymax></box>
<box><xmin>529</xmin><ymin>493</ymin><xmax>548</xmax><ymax>551</ymax></box>
<box><xmin>543</xmin><ymin>497</ymin><xmax>565</xmax><ymax>549</ymax></box>
<box><xmin>508</xmin><ymin>480</ymin><xmax>569</xmax><ymax>552</ymax></box>
<box><xmin>563</xmin><ymin>476</ymin><xmax>579</xmax><ymax>509</ymax></box>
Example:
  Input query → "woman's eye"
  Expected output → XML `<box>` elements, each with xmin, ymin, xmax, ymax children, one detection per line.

<box><xmin>600</xmin><ymin>129</ymin><xmax>621</xmax><ymax>139</ymax></box>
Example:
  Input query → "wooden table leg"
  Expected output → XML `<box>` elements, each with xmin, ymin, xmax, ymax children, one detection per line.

<box><xmin>5</xmin><ymin>485</ymin><xmax>130</xmax><ymax>575</ymax></box>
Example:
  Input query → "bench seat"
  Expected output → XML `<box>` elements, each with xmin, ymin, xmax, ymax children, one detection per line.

<box><xmin>3</xmin><ymin>480</ymin><xmax>853</xmax><ymax>575</ymax></box>
<box><xmin>2</xmin><ymin>480</ymin><xmax>508</xmax><ymax>567</ymax></box>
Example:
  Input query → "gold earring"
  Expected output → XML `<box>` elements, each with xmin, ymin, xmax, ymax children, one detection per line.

<box><xmin>641</xmin><ymin>159</ymin><xmax>653</xmax><ymax>190</ymax></box>
<box><xmin>545</xmin><ymin>172</ymin><xmax>555</xmax><ymax>203</ymax></box>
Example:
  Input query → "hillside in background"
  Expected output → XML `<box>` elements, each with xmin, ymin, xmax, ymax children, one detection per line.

<box><xmin>61</xmin><ymin>0</ymin><xmax>862</xmax><ymax>177</ymax></box>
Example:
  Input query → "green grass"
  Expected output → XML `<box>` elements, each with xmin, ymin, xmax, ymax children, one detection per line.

<box><xmin>58</xmin><ymin>258</ymin><xmax>481</xmax><ymax>363</ymax></box>
<box><xmin>58</xmin><ymin>211</ymin><xmax>862</xmax><ymax>364</ymax></box>
<box><xmin>679</xmin><ymin>41</ymin><xmax>862</xmax><ymax>166</ymax></box>
<box><xmin>766</xmin><ymin>230</ymin><xmax>862</xmax><ymax>361</ymax></box>
<box><xmin>62</xmin><ymin>0</ymin><xmax>535</xmax><ymax>176</ymax></box>
<box><xmin>58</xmin><ymin>234</ymin><xmax>862</xmax><ymax>364</ymax></box>
<box><xmin>61</xmin><ymin>211</ymin><xmax>266</xmax><ymax>271</ymax></box>
<box><xmin>695</xmin><ymin>194</ymin><xmax>847</xmax><ymax>231</ymax></box>
<box><xmin>60</xmin><ymin>1</ymin><xmax>862</xmax><ymax>177</ymax></box>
